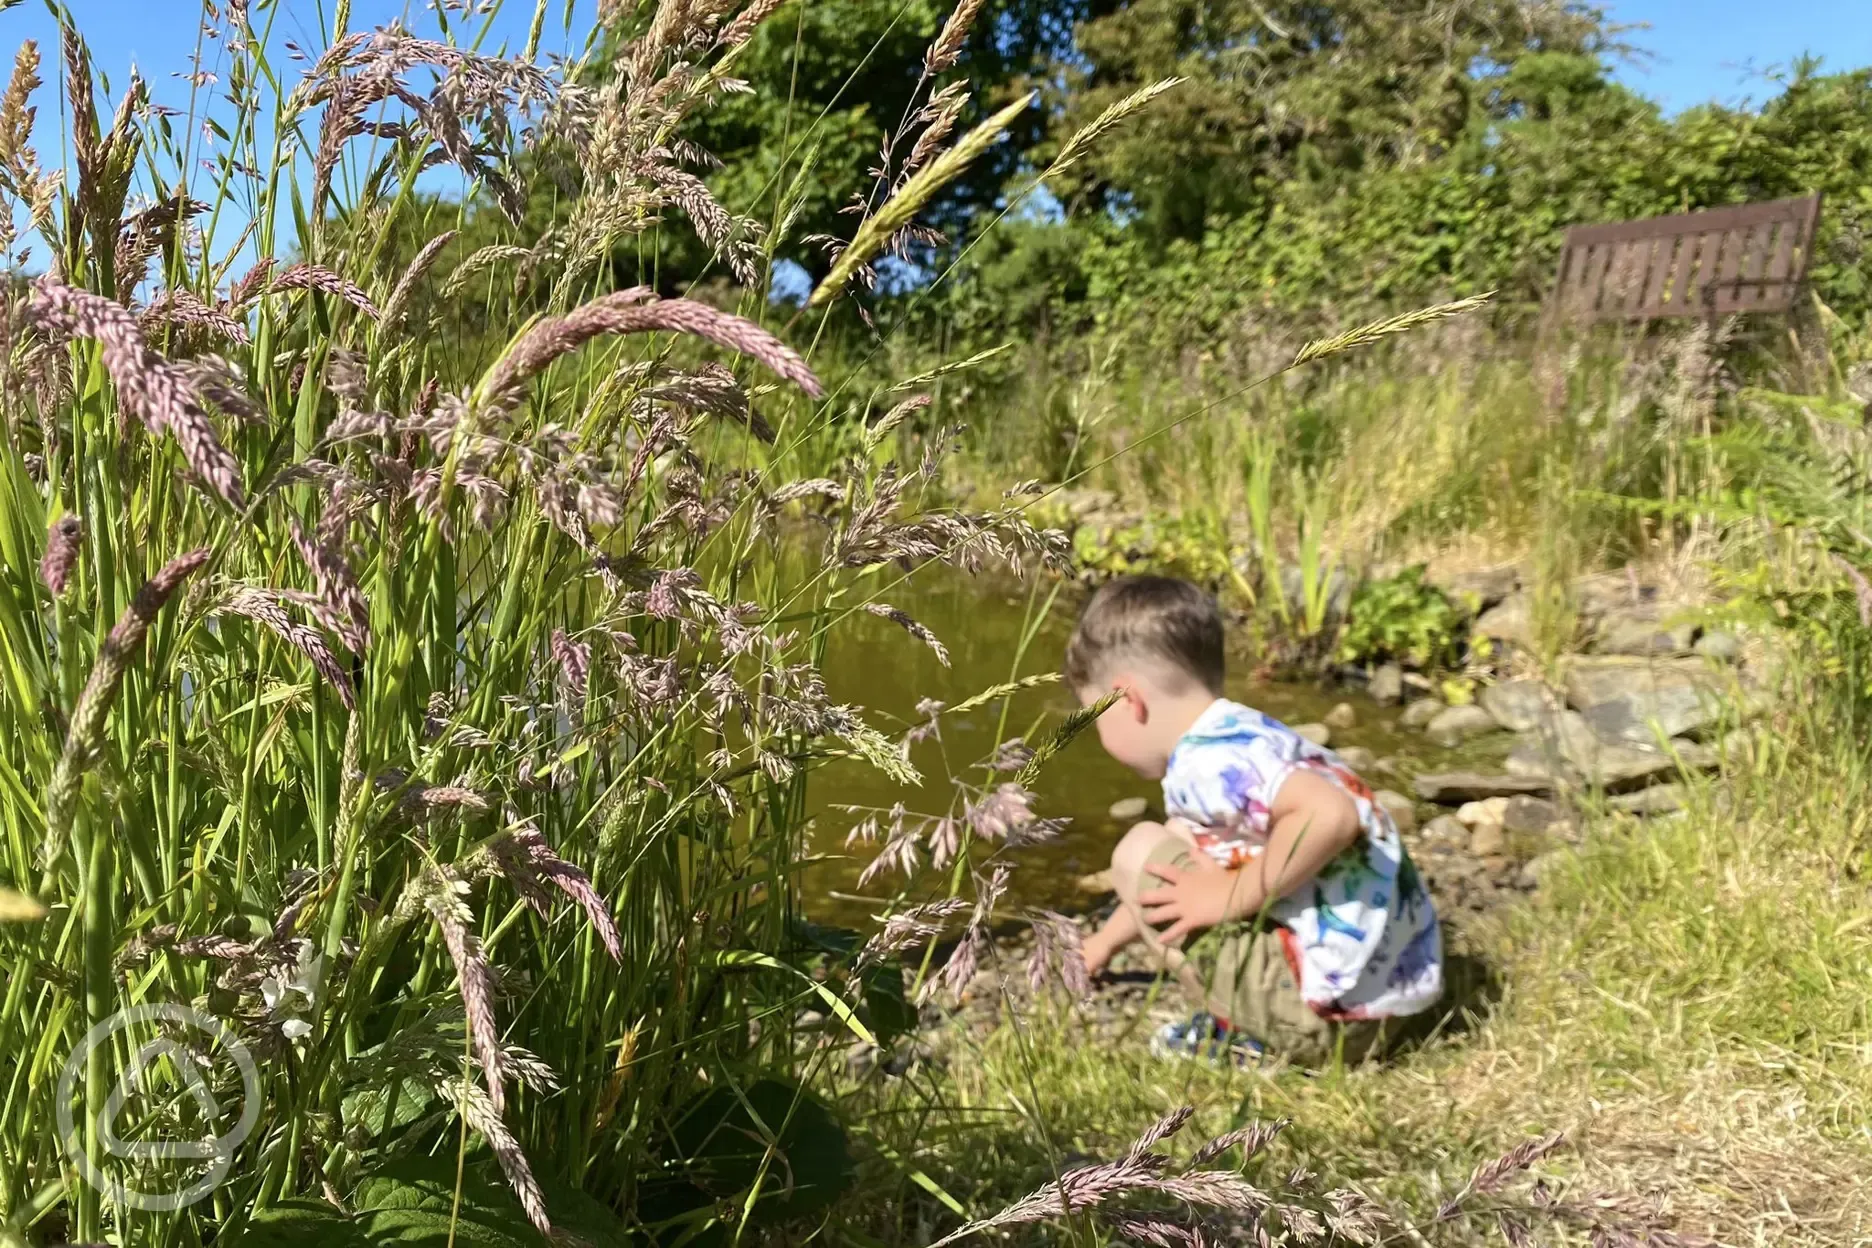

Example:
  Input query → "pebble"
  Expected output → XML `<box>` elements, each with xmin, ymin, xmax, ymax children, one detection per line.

<box><xmin>1695</xmin><ymin>630</ymin><xmax>1742</xmax><ymax>662</ymax></box>
<box><xmin>1324</xmin><ymin>702</ymin><xmax>1358</xmax><ymax>730</ymax></box>
<box><xmin>1294</xmin><ymin>722</ymin><xmax>1332</xmax><ymax>747</ymax></box>
<box><xmin>1518</xmin><ymin>848</ymin><xmax>1569</xmax><ymax>890</ymax></box>
<box><xmin>1421</xmin><ymin>814</ymin><xmax>1468</xmax><ymax>844</ymax></box>
<box><xmin>1608</xmin><ymin>782</ymin><xmax>1688</xmax><ymax>815</ymax></box>
<box><xmin>1456</xmin><ymin>796</ymin><xmax>1510</xmax><ymax>827</ymax></box>
<box><xmin>1336</xmin><ymin>745</ymin><xmax>1378</xmax><ymax>774</ymax></box>
<box><xmin>1400</xmin><ymin>697</ymin><xmax>1446</xmax><ymax>729</ymax></box>
<box><xmin>1076</xmin><ymin>869</ymin><xmax>1115</xmax><ymax>894</ymax></box>
<box><xmin>1370</xmin><ymin>663</ymin><xmax>1405</xmax><ymax>705</ymax></box>
<box><xmin>1469</xmin><ymin>821</ymin><xmax>1507</xmax><ymax>857</ymax></box>
<box><xmin>1108</xmin><ymin>796</ymin><xmax>1149</xmax><ymax>822</ymax></box>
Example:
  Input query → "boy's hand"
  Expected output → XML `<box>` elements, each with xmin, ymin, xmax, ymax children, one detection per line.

<box><xmin>1138</xmin><ymin>854</ymin><xmax>1254</xmax><ymax>948</ymax></box>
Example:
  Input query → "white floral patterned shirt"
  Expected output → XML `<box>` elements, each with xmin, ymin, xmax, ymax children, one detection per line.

<box><xmin>1160</xmin><ymin>699</ymin><xmax>1443</xmax><ymax>1020</ymax></box>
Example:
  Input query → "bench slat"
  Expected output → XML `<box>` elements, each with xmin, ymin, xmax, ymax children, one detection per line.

<box><xmin>1550</xmin><ymin>194</ymin><xmax>1821</xmax><ymax>322</ymax></box>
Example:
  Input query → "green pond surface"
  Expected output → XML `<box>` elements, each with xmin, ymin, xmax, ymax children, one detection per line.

<box><xmin>805</xmin><ymin>563</ymin><xmax>1489</xmax><ymax>928</ymax></box>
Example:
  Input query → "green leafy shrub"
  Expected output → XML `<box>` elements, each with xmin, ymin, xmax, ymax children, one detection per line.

<box><xmin>1337</xmin><ymin>566</ymin><xmax>1464</xmax><ymax>669</ymax></box>
<box><xmin>1069</xmin><ymin>514</ymin><xmax>1242</xmax><ymax>587</ymax></box>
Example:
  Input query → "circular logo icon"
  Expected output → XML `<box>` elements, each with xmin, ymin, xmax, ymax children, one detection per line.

<box><xmin>56</xmin><ymin>1003</ymin><xmax>261</xmax><ymax>1212</ymax></box>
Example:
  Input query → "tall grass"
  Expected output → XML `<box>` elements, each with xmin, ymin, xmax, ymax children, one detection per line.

<box><xmin>0</xmin><ymin>4</ymin><xmax>1092</xmax><ymax>1243</ymax></box>
<box><xmin>945</xmin><ymin>318</ymin><xmax>1785</xmax><ymax>581</ymax></box>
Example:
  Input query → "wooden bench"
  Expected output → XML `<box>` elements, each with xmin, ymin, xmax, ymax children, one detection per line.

<box><xmin>1548</xmin><ymin>193</ymin><xmax>1822</xmax><ymax>323</ymax></box>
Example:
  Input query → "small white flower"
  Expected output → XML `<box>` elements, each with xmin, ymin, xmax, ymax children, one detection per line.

<box><xmin>286</xmin><ymin>945</ymin><xmax>323</xmax><ymax>1005</ymax></box>
<box><xmin>280</xmin><ymin>1018</ymin><xmax>312</xmax><ymax>1041</ymax></box>
<box><xmin>259</xmin><ymin>976</ymin><xmax>285</xmax><ymax>1010</ymax></box>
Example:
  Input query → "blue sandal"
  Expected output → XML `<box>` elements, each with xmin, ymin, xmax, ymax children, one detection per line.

<box><xmin>1149</xmin><ymin>1011</ymin><xmax>1268</xmax><ymax>1067</ymax></box>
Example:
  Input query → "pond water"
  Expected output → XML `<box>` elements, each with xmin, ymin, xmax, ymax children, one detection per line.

<box><xmin>804</xmin><ymin>563</ymin><xmax>1486</xmax><ymax>928</ymax></box>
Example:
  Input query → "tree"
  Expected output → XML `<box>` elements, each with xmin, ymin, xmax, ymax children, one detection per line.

<box><xmin>1040</xmin><ymin>0</ymin><xmax>1613</xmax><ymax>245</ymax></box>
<box><xmin>594</xmin><ymin>0</ymin><xmax>1108</xmax><ymax>287</ymax></box>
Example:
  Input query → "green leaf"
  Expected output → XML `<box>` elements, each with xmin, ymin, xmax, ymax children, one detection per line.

<box><xmin>859</xmin><ymin>961</ymin><xmax>917</xmax><ymax>1046</ymax></box>
<box><xmin>709</xmin><ymin>950</ymin><xmax>877</xmax><ymax>1047</ymax></box>
<box><xmin>235</xmin><ymin>1199</ymin><xmax>374</xmax><ymax>1248</ymax></box>
<box><xmin>354</xmin><ymin>1158</ymin><xmax>540</xmax><ymax>1248</ymax></box>
<box><xmin>340</xmin><ymin>1077</ymin><xmax>438</xmax><ymax>1137</ymax></box>
<box><xmin>656</xmin><ymin>1077</ymin><xmax>854</xmax><ymax>1228</ymax></box>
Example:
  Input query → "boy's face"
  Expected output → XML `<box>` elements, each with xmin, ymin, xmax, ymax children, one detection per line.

<box><xmin>1078</xmin><ymin>675</ymin><xmax>1169</xmax><ymax>780</ymax></box>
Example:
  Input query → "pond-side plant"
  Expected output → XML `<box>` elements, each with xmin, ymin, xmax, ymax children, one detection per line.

<box><xmin>1338</xmin><ymin>566</ymin><xmax>1465</xmax><ymax>670</ymax></box>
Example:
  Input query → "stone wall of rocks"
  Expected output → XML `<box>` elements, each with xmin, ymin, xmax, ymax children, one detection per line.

<box><xmin>1363</xmin><ymin>564</ymin><xmax>1765</xmax><ymax>913</ymax></box>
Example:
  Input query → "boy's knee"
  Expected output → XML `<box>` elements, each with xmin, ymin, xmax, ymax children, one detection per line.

<box><xmin>1110</xmin><ymin>820</ymin><xmax>1169</xmax><ymax>899</ymax></box>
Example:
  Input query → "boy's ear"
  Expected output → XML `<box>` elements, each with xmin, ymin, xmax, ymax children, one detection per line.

<box><xmin>1115</xmin><ymin>675</ymin><xmax>1148</xmax><ymax>721</ymax></box>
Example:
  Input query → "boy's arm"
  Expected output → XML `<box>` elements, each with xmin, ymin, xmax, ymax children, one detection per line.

<box><xmin>1139</xmin><ymin>770</ymin><xmax>1361</xmax><ymax>947</ymax></box>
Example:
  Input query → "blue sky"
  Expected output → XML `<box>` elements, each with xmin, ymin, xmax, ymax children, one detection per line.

<box><xmin>5</xmin><ymin>0</ymin><xmax>1869</xmax><ymax>123</ymax></box>
<box><xmin>1605</xmin><ymin>0</ymin><xmax>1872</xmax><ymax>113</ymax></box>
<box><xmin>3</xmin><ymin>0</ymin><xmax>1867</xmax><ymax>275</ymax></box>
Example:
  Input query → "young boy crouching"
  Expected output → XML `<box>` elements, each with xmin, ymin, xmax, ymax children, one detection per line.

<box><xmin>1068</xmin><ymin>576</ymin><xmax>1443</xmax><ymax>1066</ymax></box>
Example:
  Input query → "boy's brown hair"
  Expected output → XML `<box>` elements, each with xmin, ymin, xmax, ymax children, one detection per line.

<box><xmin>1063</xmin><ymin>575</ymin><xmax>1225</xmax><ymax>694</ymax></box>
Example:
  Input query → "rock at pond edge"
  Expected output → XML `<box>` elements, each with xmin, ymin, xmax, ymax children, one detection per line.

<box><xmin>1370</xmin><ymin>663</ymin><xmax>1405</xmax><ymax>705</ymax></box>
<box><xmin>1108</xmin><ymin>796</ymin><xmax>1149</xmax><ymax>822</ymax></box>
<box><xmin>1426</xmin><ymin>704</ymin><xmax>1497</xmax><ymax>749</ymax></box>
<box><xmin>1337</xmin><ymin>745</ymin><xmax>1378</xmax><ymax>774</ymax></box>
<box><xmin>1608</xmin><ymin>783</ymin><xmax>1689</xmax><ymax>815</ymax></box>
<box><xmin>1478</xmin><ymin>680</ymin><xmax>1553</xmax><ymax>733</ymax></box>
<box><xmin>1413</xmin><ymin>771</ymin><xmax>1556</xmax><ymax>803</ymax></box>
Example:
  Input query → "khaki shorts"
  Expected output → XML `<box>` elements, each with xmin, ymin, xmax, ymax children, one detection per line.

<box><xmin>1117</xmin><ymin>832</ymin><xmax>1390</xmax><ymax>1068</ymax></box>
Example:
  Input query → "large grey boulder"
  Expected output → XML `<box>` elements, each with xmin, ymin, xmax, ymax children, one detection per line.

<box><xmin>1526</xmin><ymin>708</ymin><xmax>1602</xmax><ymax>775</ymax></box>
<box><xmin>1594</xmin><ymin>609</ymin><xmax>1696</xmax><ymax>657</ymax></box>
<box><xmin>1573</xmin><ymin>571</ymin><xmax>1644</xmax><ymax>620</ymax></box>
<box><xmin>1426</xmin><ymin>704</ymin><xmax>1498</xmax><ymax>748</ymax></box>
<box><xmin>1505</xmin><ymin>742</ymin><xmax>1556</xmax><ymax>779</ymax></box>
<box><xmin>1560</xmin><ymin>655</ymin><xmax>1724</xmax><ymax>711</ymax></box>
<box><xmin>1437</xmin><ymin>565</ymin><xmax>1520</xmax><ymax>612</ymax></box>
<box><xmin>1502</xmin><ymin>795</ymin><xmax>1564</xmax><ymax>835</ymax></box>
<box><xmin>1478</xmin><ymin>680</ymin><xmax>1554</xmax><ymax>732</ymax></box>
<box><xmin>1582</xmin><ymin>684</ymin><xmax>1725</xmax><ymax>746</ymax></box>
<box><xmin>1474</xmin><ymin>592</ymin><xmax>1535</xmax><ymax>650</ymax></box>
<box><xmin>1578</xmin><ymin>738</ymin><xmax>1717</xmax><ymax>792</ymax></box>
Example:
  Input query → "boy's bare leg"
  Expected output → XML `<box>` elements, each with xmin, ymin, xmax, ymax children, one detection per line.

<box><xmin>1104</xmin><ymin>820</ymin><xmax>1208</xmax><ymax>992</ymax></box>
